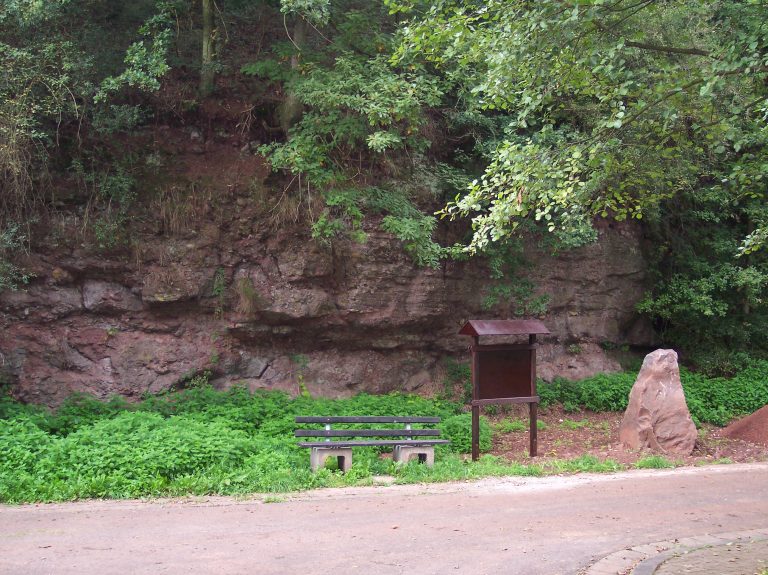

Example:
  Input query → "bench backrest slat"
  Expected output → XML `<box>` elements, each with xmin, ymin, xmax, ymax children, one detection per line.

<box><xmin>295</xmin><ymin>429</ymin><xmax>441</xmax><ymax>438</ymax></box>
<box><xmin>298</xmin><ymin>439</ymin><xmax>449</xmax><ymax>447</ymax></box>
<box><xmin>295</xmin><ymin>416</ymin><xmax>441</xmax><ymax>424</ymax></box>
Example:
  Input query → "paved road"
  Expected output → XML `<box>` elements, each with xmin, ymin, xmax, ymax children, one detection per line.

<box><xmin>2</xmin><ymin>463</ymin><xmax>767</xmax><ymax>575</ymax></box>
<box><xmin>653</xmin><ymin>538</ymin><xmax>768</xmax><ymax>575</ymax></box>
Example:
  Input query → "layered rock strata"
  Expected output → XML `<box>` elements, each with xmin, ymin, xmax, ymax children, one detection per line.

<box><xmin>1</xmin><ymin>218</ymin><xmax>652</xmax><ymax>405</ymax></box>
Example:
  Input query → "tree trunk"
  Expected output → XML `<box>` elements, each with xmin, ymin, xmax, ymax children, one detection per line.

<box><xmin>279</xmin><ymin>17</ymin><xmax>307</xmax><ymax>135</ymax></box>
<box><xmin>743</xmin><ymin>216</ymin><xmax>754</xmax><ymax>316</ymax></box>
<box><xmin>200</xmin><ymin>0</ymin><xmax>216</xmax><ymax>98</ymax></box>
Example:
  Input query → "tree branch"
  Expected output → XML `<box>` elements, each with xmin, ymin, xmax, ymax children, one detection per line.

<box><xmin>604</xmin><ymin>66</ymin><xmax>768</xmax><ymax>135</ymax></box>
<box><xmin>593</xmin><ymin>21</ymin><xmax>710</xmax><ymax>57</ymax></box>
<box><xmin>623</xmin><ymin>40</ymin><xmax>709</xmax><ymax>57</ymax></box>
<box><xmin>601</xmin><ymin>0</ymin><xmax>658</xmax><ymax>13</ymax></box>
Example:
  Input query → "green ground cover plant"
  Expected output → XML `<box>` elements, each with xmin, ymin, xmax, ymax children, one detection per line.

<box><xmin>1</xmin><ymin>359</ymin><xmax>766</xmax><ymax>504</ymax></box>
<box><xmin>441</xmin><ymin>412</ymin><xmax>492</xmax><ymax>453</ymax></box>
<box><xmin>0</xmin><ymin>386</ymin><xmax>596</xmax><ymax>503</ymax></box>
<box><xmin>0</xmin><ymin>389</ymin><xmax>462</xmax><ymax>503</ymax></box>
<box><xmin>635</xmin><ymin>456</ymin><xmax>677</xmax><ymax>470</ymax></box>
<box><xmin>559</xmin><ymin>419</ymin><xmax>590</xmax><ymax>430</ymax></box>
<box><xmin>538</xmin><ymin>359</ymin><xmax>768</xmax><ymax>426</ymax></box>
<box><xmin>495</xmin><ymin>418</ymin><xmax>527</xmax><ymax>433</ymax></box>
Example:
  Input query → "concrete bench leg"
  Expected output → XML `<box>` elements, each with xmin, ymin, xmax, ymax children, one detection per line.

<box><xmin>393</xmin><ymin>445</ymin><xmax>435</xmax><ymax>466</ymax></box>
<box><xmin>310</xmin><ymin>447</ymin><xmax>353</xmax><ymax>473</ymax></box>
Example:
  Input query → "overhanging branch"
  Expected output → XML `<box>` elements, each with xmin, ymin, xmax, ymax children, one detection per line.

<box><xmin>623</xmin><ymin>40</ymin><xmax>710</xmax><ymax>57</ymax></box>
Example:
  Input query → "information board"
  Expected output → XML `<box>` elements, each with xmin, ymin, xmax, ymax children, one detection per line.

<box><xmin>475</xmin><ymin>346</ymin><xmax>534</xmax><ymax>400</ymax></box>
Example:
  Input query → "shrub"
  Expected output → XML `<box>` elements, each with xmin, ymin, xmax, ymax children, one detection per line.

<box><xmin>538</xmin><ymin>377</ymin><xmax>582</xmax><ymax>409</ymax></box>
<box><xmin>0</xmin><ymin>223</ymin><xmax>30</xmax><ymax>292</ymax></box>
<box><xmin>1</xmin><ymin>360</ymin><xmax>763</xmax><ymax>504</ymax></box>
<box><xmin>0</xmin><ymin>394</ymin><xmax>45</xmax><ymax>420</ymax></box>
<box><xmin>45</xmin><ymin>412</ymin><xmax>257</xmax><ymax>482</ymax></box>
<box><xmin>539</xmin><ymin>373</ymin><xmax>635</xmax><ymax>412</ymax></box>
<box><xmin>0</xmin><ymin>418</ymin><xmax>54</xmax><ymax>472</ymax></box>
<box><xmin>538</xmin><ymin>360</ymin><xmax>768</xmax><ymax>426</ymax></box>
<box><xmin>576</xmin><ymin>373</ymin><xmax>636</xmax><ymax>412</ymax></box>
<box><xmin>441</xmin><ymin>358</ymin><xmax>471</xmax><ymax>403</ymax></box>
<box><xmin>0</xmin><ymin>389</ymin><xmax>467</xmax><ymax>502</ymax></box>
<box><xmin>40</xmin><ymin>393</ymin><xmax>131</xmax><ymax>436</ymax></box>
<box><xmin>680</xmin><ymin>362</ymin><xmax>768</xmax><ymax>426</ymax></box>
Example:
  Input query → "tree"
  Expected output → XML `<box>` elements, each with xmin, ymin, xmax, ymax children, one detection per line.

<box><xmin>391</xmin><ymin>0</ymin><xmax>768</xmax><ymax>254</ymax></box>
<box><xmin>1</xmin><ymin>0</ymin><xmax>175</xmax><ymax>224</ymax></box>
<box><xmin>277</xmin><ymin>0</ymin><xmax>331</xmax><ymax>133</ymax></box>
<box><xmin>385</xmin><ymin>0</ymin><xmax>768</xmax><ymax>359</ymax></box>
<box><xmin>200</xmin><ymin>0</ymin><xmax>218</xmax><ymax>97</ymax></box>
<box><xmin>0</xmin><ymin>1</ymin><xmax>84</xmax><ymax>220</ymax></box>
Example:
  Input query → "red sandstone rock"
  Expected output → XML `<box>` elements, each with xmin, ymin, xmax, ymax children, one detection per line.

<box><xmin>0</xmin><ymin>160</ymin><xmax>654</xmax><ymax>405</ymax></box>
<box><xmin>619</xmin><ymin>349</ymin><xmax>697</xmax><ymax>454</ymax></box>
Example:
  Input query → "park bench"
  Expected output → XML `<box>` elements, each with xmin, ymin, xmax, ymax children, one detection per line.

<box><xmin>295</xmin><ymin>416</ymin><xmax>449</xmax><ymax>472</ymax></box>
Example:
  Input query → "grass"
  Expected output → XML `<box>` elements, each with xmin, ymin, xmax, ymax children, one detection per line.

<box><xmin>545</xmin><ymin>454</ymin><xmax>624</xmax><ymax>474</ymax></box>
<box><xmin>494</xmin><ymin>418</ymin><xmax>547</xmax><ymax>433</ymax></box>
<box><xmin>495</xmin><ymin>418</ymin><xmax>527</xmax><ymax>433</ymax></box>
<box><xmin>695</xmin><ymin>457</ymin><xmax>734</xmax><ymax>466</ymax></box>
<box><xmin>635</xmin><ymin>455</ymin><xmax>676</xmax><ymax>469</ymax></box>
<box><xmin>560</xmin><ymin>419</ymin><xmax>590</xmax><ymax>430</ymax></box>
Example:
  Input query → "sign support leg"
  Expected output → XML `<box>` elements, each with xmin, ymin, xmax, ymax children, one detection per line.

<box><xmin>529</xmin><ymin>401</ymin><xmax>538</xmax><ymax>457</ymax></box>
<box><xmin>471</xmin><ymin>405</ymin><xmax>480</xmax><ymax>461</ymax></box>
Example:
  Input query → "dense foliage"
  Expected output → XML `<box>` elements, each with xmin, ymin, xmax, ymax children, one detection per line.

<box><xmin>390</xmin><ymin>0</ymin><xmax>768</xmax><ymax>357</ymax></box>
<box><xmin>539</xmin><ymin>359</ymin><xmax>768</xmax><ymax>426</ymax></box>
<box><xmin>393</xmin><ymin>0</ymin><xmax>768</xmax><ymax>249</ymax></box>
<box><xmin>1</xmin><ymin>0</ymin><xmax>767</xmax><ymax>357</ymax></box>
<box><xmin>0</xmin><ymin>389</ymin><xmax>463</xmax><ymax>502</ymax></box>
<box><xmin>2</xmin><ymin>359</ymin><xmax>766</xmax><ymax>503</ymax></box>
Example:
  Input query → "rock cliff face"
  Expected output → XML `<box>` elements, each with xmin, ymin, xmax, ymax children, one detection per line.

<box><xmin>0</xmin><ymin>216</ymin><xmax>652</xmax><ymax>406</ymax></box>
<box><xmin>0</xmin><ymin>137</ymin><xmax>653</xmax><ymax>406</ymax></box>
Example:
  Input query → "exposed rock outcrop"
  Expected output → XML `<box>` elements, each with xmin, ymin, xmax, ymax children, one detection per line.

<box><xmin>619</xmin><ymin>349</ymin><xmax>697</xmax><ymax>454</ymax></box>
<box><xmin>0</xmin><ymin>143</ymin><xmax>654</xmax><ymax>406</ymax></box>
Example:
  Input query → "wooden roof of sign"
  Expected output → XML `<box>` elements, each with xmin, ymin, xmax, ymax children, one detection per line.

<box><xmin>458</xmin><ymin>319</ymin><xmax>550</xmax><ymax>337</ymax></box>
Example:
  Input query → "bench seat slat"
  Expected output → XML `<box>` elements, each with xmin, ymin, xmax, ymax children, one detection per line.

<box><xmin>295</xmin><ymin>416</ymin><xmax>441</xmax><ymax>424</ymax></box>
<box><xmin>295</xmin><ymin>429</ymin><xmax>440</xmax><ymax>438</ymax></box>
<box><xmin>298</xmin><ymin>439</ymin><xmax>450</xmax><ymax>448</ymax></box>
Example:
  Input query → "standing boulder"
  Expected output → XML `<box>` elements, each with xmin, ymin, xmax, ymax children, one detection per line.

<box><xmin>619</xmin><ymin>349</ymin><xmax>697</xmax><ymax>454</ymax></box>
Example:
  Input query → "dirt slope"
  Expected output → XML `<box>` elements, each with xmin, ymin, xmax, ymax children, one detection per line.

<box><xmin>722</xmin><ymin>405</ymin><xmax>768</xmax><ymax>447</ymax></box>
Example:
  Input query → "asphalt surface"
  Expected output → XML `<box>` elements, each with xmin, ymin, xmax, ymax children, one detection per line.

<box><xmin>652</xmin><ymin>536</ymin><xmax>768</xmax><ymax>575</ymax></box>
<box><xmin>2</xmin><ymin>462</ymin><xmax>767</xmax><ymax>575</ymax></box>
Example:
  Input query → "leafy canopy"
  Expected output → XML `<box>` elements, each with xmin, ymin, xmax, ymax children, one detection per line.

<box><xmin>390</xmin><ymin>0</ymin><xmax>768</xmax><ymax>254</ymax></box>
